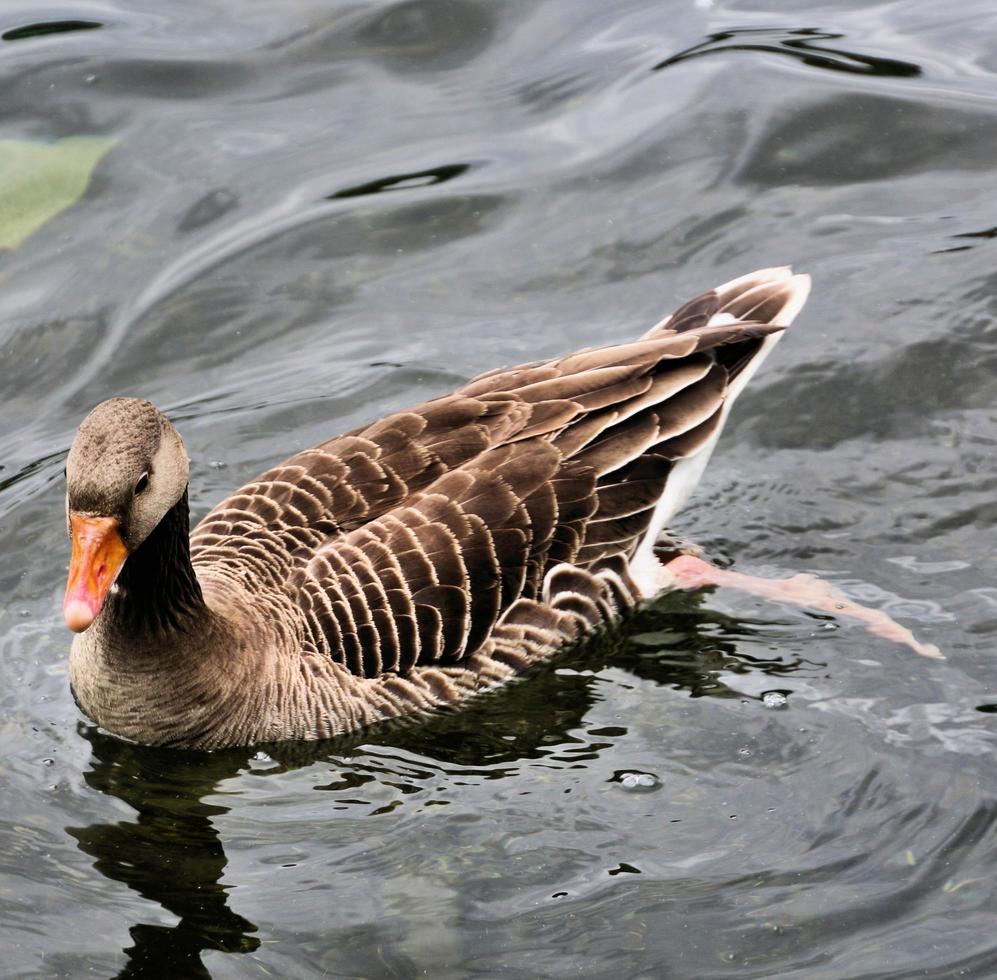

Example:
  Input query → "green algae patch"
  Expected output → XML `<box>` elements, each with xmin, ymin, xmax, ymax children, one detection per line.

<box><xmin>0</xmin><ymin>136</ymin><xmax>115</xmax><ymax>249</ymax></box>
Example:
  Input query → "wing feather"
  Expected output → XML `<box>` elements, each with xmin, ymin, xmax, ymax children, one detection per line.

<box><xmin>190</xmin><ymin>269</ymin><xmax>810</xmax><ymax>680</ymax></box>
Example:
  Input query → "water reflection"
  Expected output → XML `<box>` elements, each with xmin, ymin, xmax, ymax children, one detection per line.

<box><xmin>1</xmin><ymin>20</ymin><xmax>102</xmax><ymax>42</ymax></box>
<box><xmin>328</xmin><ymin>162</ymin><xmax>472</xmax><ymax>200</ymax></box>
<box><xmin>653</xmin><ymin>26</ymin><xmax>922</xmax><ymax>77</ymax></box>
<box><xmin>738</xmin><ymin>92</ymin><xmax>997</xmax><ymax>188</ymax></box>
<box><xmin>68</xmin><ymin>732</ymin><xmax>260</xmax><ymax>978</ymax></box>
<box><xmin>350</xmin><ymin>0</ymin><xmax>496</xmax><ymax>72</ymax></box>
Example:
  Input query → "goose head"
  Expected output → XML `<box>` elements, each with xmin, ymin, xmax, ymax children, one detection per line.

<box><xmin>64</xmin><ymin>397</ymin><xmax>189</xmax><ymax>632</ymax></box>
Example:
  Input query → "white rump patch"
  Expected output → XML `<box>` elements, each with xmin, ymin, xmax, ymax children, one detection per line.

<box><xmin>628</xmin><ymin>268</ymin><xmax>811</xmax><ymax>573</ymax></box>
<box><xmin>706</xmin><ymin>312</ymin><xmax>739</xmax><ymax>327</ymax></box>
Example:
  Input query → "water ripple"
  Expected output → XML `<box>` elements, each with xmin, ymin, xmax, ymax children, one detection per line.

<box><xmin>653</xmin><ymin>26</ymin><xmax>922</xmax><ymax>78</ymax></box>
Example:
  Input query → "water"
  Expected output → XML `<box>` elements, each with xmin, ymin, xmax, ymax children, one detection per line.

<box><xmin>2</xmin><ymin>0</ymin><xmax>996</xmax><ymax>976</ymax></box>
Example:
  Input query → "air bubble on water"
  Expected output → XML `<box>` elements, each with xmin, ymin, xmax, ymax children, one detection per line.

<box><xmin>737</xmin><ymin>747</ymin><xmax>752</xmax><ymax>758</ymax></box>
<box><xmin>762</xmin><ymin>691</ymin><xmax>788</xmax><ymax>710</ymax></box>
<box><xmin>210</xmin><ymin>460</ymin><xmax>227</xmax><ymax>469</ymax></box>
<box><xmin>615</xmin><ymin>771</ymin><xmax>660</xmax><ymax>793</ymax></box>
<box><xmin>41</xmin><ymin>758</ymin><xmax>55</xmax><ymax>766</ymax></box>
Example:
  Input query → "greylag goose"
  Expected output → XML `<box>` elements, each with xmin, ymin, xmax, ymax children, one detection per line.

<box><xmin>62</xmin><ymin>267</ymin><xmax>934</xmax><ymax>749</ymax></box>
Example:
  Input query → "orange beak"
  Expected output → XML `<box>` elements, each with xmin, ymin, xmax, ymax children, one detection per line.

<box><xmin>64</xmin><ymin>514</ymin><xmax>129</xmax><ymax>633</ymax></box>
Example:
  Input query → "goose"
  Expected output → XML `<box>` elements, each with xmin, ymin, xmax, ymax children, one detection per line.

<box><xmin>62</xmin><ymin>267</ymin><xmax>935</xmax><ymax>749</ymax></box>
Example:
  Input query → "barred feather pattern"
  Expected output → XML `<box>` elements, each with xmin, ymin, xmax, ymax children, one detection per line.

<box><xmin>68</xmin><ymin>268</ymin><xmax>809</xmax><ymax>747</ymax></box>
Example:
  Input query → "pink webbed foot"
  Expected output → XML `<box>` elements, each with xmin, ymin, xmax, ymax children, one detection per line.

<box><xmin>650</xmin><ymin>554</ymin><xmax>943</xmax><ymax>660</ymax></box>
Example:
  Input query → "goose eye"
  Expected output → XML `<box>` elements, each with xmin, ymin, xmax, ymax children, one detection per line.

<box><xmin>134</xmin><ymin>472</ymin><xmax>150</xmax><ymax>496</ymax></box>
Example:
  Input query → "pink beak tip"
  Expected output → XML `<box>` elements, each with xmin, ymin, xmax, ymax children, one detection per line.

<box><xmin>64</xmin><ymin>597</ymin><xmax>97</xmax><ymax>633</ymax></box>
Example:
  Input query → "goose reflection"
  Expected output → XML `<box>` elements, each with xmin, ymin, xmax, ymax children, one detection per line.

<box><xmin>65</xmin><ymin>592</ymin><xmax>816</xmax><ymax>976</ymax></box>
<box><xmin>67</xmin><ymin>733</ymin><xmax>260</xmax><ymax>978</ymax></box>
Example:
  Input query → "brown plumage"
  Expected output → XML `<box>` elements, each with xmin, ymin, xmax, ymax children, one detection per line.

<box><xmin>64</xmin><ymin>267</ymin><xmax>810</xmax><ymax>748</ymax></box>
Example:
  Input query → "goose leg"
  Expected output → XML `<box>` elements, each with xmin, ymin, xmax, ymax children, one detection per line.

<box><xmin>651</xmin><ymin>553</ymin><xmax>943</xmax><ymax>660</ymax></box>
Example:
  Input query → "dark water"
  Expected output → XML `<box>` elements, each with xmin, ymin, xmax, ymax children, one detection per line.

<box><xmin>2</xmin><ymin>1</ymin><xmax>996</xmax><ymax>976</ymax></box>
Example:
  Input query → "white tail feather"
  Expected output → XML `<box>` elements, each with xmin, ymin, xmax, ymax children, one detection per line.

<box><xmin>629</xmin><ymin>268</ymin><xmax>811</xmax><ymax>592</ymax></box>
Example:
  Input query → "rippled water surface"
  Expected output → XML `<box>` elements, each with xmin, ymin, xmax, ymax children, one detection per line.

<box><xmin>3</xmin><ymin>1</ymin><xmax>997</xmax><ymax>977</ymax></box>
